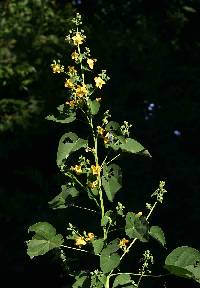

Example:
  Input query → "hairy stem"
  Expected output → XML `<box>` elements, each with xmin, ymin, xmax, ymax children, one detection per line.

<box><xmin>110</xmin><ymin>272</ymin><xmax>170</xmax><ymax>278</ymax></box>
<box><xmin>90</xmin><ymin>116</ymin><xmax>107</xmax><ymax>239</ymax></box>
<box><xmin>106</xmin><ymin>153</ymin><xmax>121</xmax><ymax>165</ymax></box>
<box><xmin>69</xmin><ymin>204</ymin><xmax>100</xmax><ymax>214</ymax></box>
<box><xmin>61</xmin><ymin>245</ymin><xmax>91</xmax><ymax>254</ymax></box>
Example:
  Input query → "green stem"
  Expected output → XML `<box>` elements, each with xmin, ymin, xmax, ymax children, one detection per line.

<box><xmin>121</xmin><ymin>200</ymin><xmax>158</xmax><ymax>260</ymax></box>
<box><xmin>65</xmin><ymin>172</ymin><xmax>85</xmax><ymax>189</ymax></box>
<box><xmin>146</xmin><ymin>201</ymin><xmax>158</xmax><ymax>221</ymax></box>
<box><xmin>110</xmin><ymin>272</ymin><xmax>170</xmax><ymax>278</ymax></box>
<box><xmin>106</xmin><ymin>199</ymin><xmax>159</xmax><ymax>285</ymax></box>
<box><xmin>61</xmin><ymin>245</ymin><xmax>91</xmax><ymax>254</ymax></box>
<box><xmin>106</xmin><ymin>153</ymin><xmax>121</xmax><ymax>165</ymax></box>
<box><xmin>120</xmin><ymin>238</ymin><xmax>137</xmax><ymax>261</ymax></box>
<box><xmin>105</xmin><ymin>276</ymin><xmax>110</xmax><ymax>288</ymax></box>
<box><xmin>137</xmin><ymin>265</ymin><xmax>145</xmax><ymax>287</ymax></box>
<box><xmin>74</xmin><ymin>24</ymin><xmax>85</xmax><ymax>85</ymax></box>
<box><xmin>69</xmin><ymin>204</ymin><xmax>100</xmax><ymax>214</ymax></box>
<box><xmin>88</xmin><ymin>115</ymin><xmax>107</xmax><ymax>239</ymax></box>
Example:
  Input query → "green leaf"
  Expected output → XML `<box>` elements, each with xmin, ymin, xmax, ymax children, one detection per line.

<box><xmin>105</xmin><ymin>121</ymin><xmax>120</xmax><ymax>132</ymax></box>
<box><xmin>165</xmin><ymin>246</ymin><xmax>200</xmax><ymax>283</ymax></box>
<box><xmin>120</xmin><ymin>138</ymin><xmax>151</xmax><ymax>157</ymax></box>
<box><xmin>101</xmin><ymin>210</ymin><xmax>116</xmax><ymax>227</ymax></box>
<box><xmin>103</xmin><ymin>238</ymin><xmax>120</xmax><ymax>255</ymax></box>
<box><xmin>27</xmin><ymin>222</ymin><xmax>64</xmax><ymax>258</ymax></box>
<box><xmin>88</xmin><ymin>99</ymin><xmax>100</xmax><ymax>115</ymax></box>
<box><xmin>46</xmin><ymin>113</ymin><xmax>76</xmax><ymax>123</ymax></box>
<box><xmin>72</xmin><ymin>274</ymin><xmax>90</xmax><ymax>288</ymax></box>
<box><xmin>113</xmin><ymin>274</ymin><xmax>132</xmax><ymax>287</ymax></box>
<box><xmin>27</xmin><ymin>234</ymin><xmax>63</xmax><ymax>259</ymax></box>
<box><xmin>27</xmin><ymin>239</ymin><xmax>51</xmax><ymax>259</ymax></box>
<box><xmin>48</xmin><ymin>185</ymin><xmax>79</xmax><ymax>209</ymax></box>
<box><xmin>164</xmin><ymin>265</ymin><xmax>194</xmax><ymax>279</ymax></box>
<box><xmin>100</xmin><ymin>252</ymin><xmax>120</xmax><ymax>274</ymax></box>
<box><xmin>125</xmin><ymin>212</ymin><xmax>149</xmax><ymax>242</ymax></box>
<box><xmin>28</xmin><ymin>222</ymin><xmax>56</xmax><ymax>239</ymax></box>
<box><xmin>92</xmin><ymin>238</ymin><xmax>104</xmax><ymax>255</ymax></box>
<box><xmin>108</xmin><ymin>135</ymin><xmax>126</xmax><ymax>151</ymax></box>
<box><xmin>149</xmin><ymin>226</ymin><xmax>166</xmax><ymax>247</ymax></box>
<box><xmin>100</xmin><ymin>239</ymin><xmax>120</xmax><ymax>274</ymax></box>
<box><xmin>46</xmin><ymin>104</ymin><xmax>76</xmax><ymax>123</ymax></box>
<box><xmin>57</xmin><ymin>132</ymin><xmax>88</xmax><ymax>167</ymax></box>
<box><xmin>91</xmin><ymin>274</ymin><xmax>104</xmax><ymax>288</ymax></box>
<box><xmin>102</xmin><ymin>164</ymin><xmax>122</xmax><ymax>202</ymax></box>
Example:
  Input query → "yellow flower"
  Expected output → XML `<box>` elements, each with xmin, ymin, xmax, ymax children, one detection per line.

<box><xmin>51</xmin><ymin>61</ymin><xmax>64</xmax><ymax>73</ymax></box>
<box><xmin>91</xmin><ymin>164</ymin><xmax>101</xmax><ymax>175</ymax></box>
<box><xmin>88</xmin><ymin>180</ymin><xmax>98</xmax><ymax>189</ymax></box>
<box><xmin>72</xmin><ymin>32</ymin><xmax>85</xmax><ymax>46</ymax></box>
<box><xmin>66</xmin><ymin>100</ymin><xmax>76</xmax><ymax>109</ymax></box>
<box><xmin>71</xmin><ymin>165</ymin><xmax>82</xmax><ymax>174</ymax></box>
<box><xmin>75</xmin><ymin>84</ymin><xmax>88</xmax><ymax>97</ymax></box>
<box><xmin>65</xmin><ymin>79</ymin><xmax>74</xmax><ymax>89</ymax></box>
<box><xmin>94</xmin><ymin>77</ymin><xmax>105</xmax><ymax>89</ymax></box>
<box><xmin>75</xmin><ymin>236</ymin><xmax>87</xmax><ymax>247</ymax></box>
<box><xmin>87</xmin><ymin>58</ymin><xmax>97</xmax><ymax>69</ymax></box>
<box><xmin>68</xmin><ymin>66</ymin><xmax>77</xmax><ymax>74</ymax></box>
<box><xmin>97</xmin><ymin>126</ymin><xmax>104</xmax><ymax>136</ymax></box>
<box><xmin>85</xmin><ymin>232</ymin><xmax>95</xmax><ymax>241</ymax></box>
<box><xmin>103</xmin><ymin>133</ymin><xmax>110</xmax><ymax>144</ymax></box>
<box><xmin>119</xmin><ymin>238</ymin><xmax>129</xmax><ymax>249</ymax></box>
<box><xmin>136</xmin><ymin>211</ymin><xmax>143</xmax><ymax>217</ymax></box>
<box><xmin>71</xmin><ymin>51</ymin><xmax>79</xmax><ymax>61</ymax></box>
<box><xmin>96</xmin><ymin>97</ymin><xmax>101</xmax><ymax>102</ymax></box>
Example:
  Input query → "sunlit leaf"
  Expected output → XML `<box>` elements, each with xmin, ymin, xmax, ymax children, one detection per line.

<box><xmin>100</xmin><ymin>252</ymin><xmax>120</xmax><ymax>274</ymax></box>
<box><xmin>72</xmin><ymin>273</ymin><xmax>90</xmax><ymax>288</ymax></box>
<box><xmin>27</xmin><ymin>222</ymin><xmax>63</xmax><ymax>258</ymax></box>
<box><xmin>102</xmin><ymin>164</ymin><xmax>122</xmax><ymax>202</ymax></box>
<box><xmin>113</xmin><ymin>274</ymin><xmax>132</xmax><ymax>287</ymax></box>
<box><xmin>46</xmin><ymin>104</ymin><xmax>76</xmax><ymax>123</ymax></box>
<box><xmin>105</xmin><ymin>121</ymin><xmax>120</xmax><ymax>132</ymax></box>
<box><xmin>28</xmin><ymin>222</ymin><xmax>56</xmax><ymax>239</ymax></box>
<box><xmin>165</xmin><ymin>246</ymin><xmax>200</xmax><ymax>283</ymax></box>
<box><xmin>88</xmin><ymin>99</ymin><xmax>100</xmax><ymax>115</ymax></box>
<box><xmin>120</xmin><ymin>138</ymin><xmax>151</xmax><ymax>157</ymax></box>
<box><xmin>92</xmin><ymin>238</ymin><xmax>104</xmax><ymax>255</ymax></box>
<box><xmin>149</xmin><ymin>226</ymin><xmax>166</xmax><ymax>247</ymax></box>
<box><xmin>57</xmin><ymin>132</ymin><xmax>87</xmax><ymax>166</ymax></box>
<box><xmin>125</xmin><ymin>212</ymin><xmax>149</xmax><ymax>242</ymax></box>
<box><xmin>48</xmin><ymin>185</ymin><xmax>79</xmax><ymax>209</ymax></box>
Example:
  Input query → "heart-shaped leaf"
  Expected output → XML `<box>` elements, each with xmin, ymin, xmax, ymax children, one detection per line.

<box><xmin>102</xmin><ymin>164</ymin><xmax>122</xmax><ymax>202</ymax></box>
<box><xmin>57</xmin><ymin>132</ymin><xmax>87</xmax><ymax>167</ymax></box>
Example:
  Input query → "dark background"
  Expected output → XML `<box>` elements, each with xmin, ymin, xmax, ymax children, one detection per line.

<box><xmin>0</xmin><ymin>0</ymin><xmax>200</xmax><ymax>287</ymax></box>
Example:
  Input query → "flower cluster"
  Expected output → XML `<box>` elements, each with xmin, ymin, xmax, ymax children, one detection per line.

<box><xmin>151</xmin><ymin>181</ymin><xmax>167</xmax><ymax>203</ymax></box>
<box><xmin>75</xmin><ymin>232</ymin><xmax>95</xmax><ymax>248</ymax></box>
<box><xmin>70</xmin><ymin>164</ymin><xmax>82</xmax><ymax>175</ymax></box>
<box><xmin>51</xmin><ymin>60</ymin><xmax>64</xmax><ymax>74</ymax></box>
<box><xmin>120</xmin><ymin>121</ymin><xmax>133</xmax><ymax>137</ymax></box>
<box><xmin>51</xmin><ymin>13</ymin><xmax>109</xmax><ymax>112</ymax></box>
<box><xmin>138</xmin><ymin>250</ymin><xmax>154</xmax><ymax>275</ymax></box>
<box><xmin>87</xmin><ymin>164</ymin><xmax>102</xmax><ymax>189</ymax></box>
<box><xmin>96</xmin><ymin>125</ymin><xmax>115</xmax><ymax>145</ymax></box>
